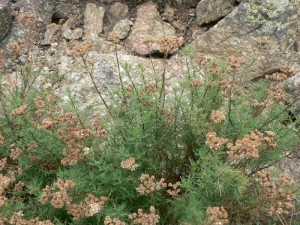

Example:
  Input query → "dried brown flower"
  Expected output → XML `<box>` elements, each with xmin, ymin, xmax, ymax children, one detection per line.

<box><xmin>157</xmin><ymin>36</ymin><xmax>184</xmax><ymax>54</ymax></box>
<box><xmin>121</xmin><ymin>157</ymin><xmax>139</xmax><ymax>171</ymax></box>
<box><xmin>190</xmin><ymin>78</ymin><xmax>203</xmax><ymax>87</ymax></box>
<box><xmin>206</xmin><ymin>206</ymin><xmax>228</xmax><ymax>225</ymax></box>
<box><xmin>226</xmin><ymin>56</ymin><xmax>246</xmax><ymax>68</ymax></box>
<box><xmin>167</xmin><ymin>182</ymin><xmax>181</xmax><ymax>197</ymax></box>
<box><xmin>205</xmin><ymin>132</ymin><xmax>228</xmax><ymax>150</ymax></box>
<box><xmin>10</xmin><ymin>147</ymin><xmax>23</xmax><ymax>160</ymax></box>
<box><xmin>136</xmin><ymin>174</ymin><xmax>167</xmax><ymax>195</ymax></box>
<box><xmin>257</xmin><ymin>172</ymin><xmax>296</xmax><ymax>216</ymax></box>
<box><xmin>10</xmin><ymin>105</ymin><xmax>28</xmax><ymax>116</ymax></box>
<box><xmin>128</xmin><ymin>206</ymin><xmax>160</xmax><ymax>225</ymax></box>
<box><xmin>268</xmin><ymin>87</ymin><xmax>286</xmax><ymax>103</ymax></box>
<box><xmin>227</xmin><ymin>130</ymin><xmax>278</xmax><ymax>161</ymax></box>
<box><xmin>68</xmin><ymin>41</ymin><xmax>93</xmax><ymax>57</ymax></box>
<box><xmin>104</xmin><ymin>216</ymin><xmax>126</xmax><ymax>225</ymax></box>
<box><xmin>0</xmin><ymin>158</ymin><xmax>7</xmax><ymax>170</ymax></box>
<box><xmin>13</xmin><ymin>181</ymin><xmax>25</xmax><ymax>192</ymax></box>
<box><xmin>265</xmin><ymin>72</ymin><xmax>288</xmax><ymax>82</ymax></box>
<box><xmin>211</xmin><ymin>110</ymin><xmax>226</xmax><ymax>124</ymax></box>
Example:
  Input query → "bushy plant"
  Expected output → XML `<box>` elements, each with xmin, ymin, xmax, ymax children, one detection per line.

<box><xmin>0</xmin><ymin>15</ymin><xmax>299</xmax><ymax>224</ymax></box>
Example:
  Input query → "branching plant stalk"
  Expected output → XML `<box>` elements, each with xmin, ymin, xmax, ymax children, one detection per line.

<box><xmin>159</xmin><ymin>53</ymin><xmax>168</xmax><ymax>107</ymax></box>
<box><xmin>82</xmin><ymin>58</ymin><xmax>112</xmax><ymax>118</ymax></box>
<box><xmin>150</xmin><ymin>144</ymin><xmax>163</xmax><ymax>177</ymax></box>
<box><xmin>184</xmin><ymin>53</ymin><xmax>195</xmax><ymax>108</ymax></box>
<box><xmin>114</xmin><ymin>44</ymin><xmax>126</xmax><ymax>104</ymax></box>
<box><xmin>227</xmin><ymin>68</ymin><xmax>236</xmax><ymax>127</ymax></box>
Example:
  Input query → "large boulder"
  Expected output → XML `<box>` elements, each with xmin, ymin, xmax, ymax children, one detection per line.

<box><xmin>191</xmin><ymin>0</ymin><xmax>300</xmax><ymax>79</ymax></box>
<box><xmin>125</xmin><ymin>1</ymin><xmax>179</xmax><ymax>55</ymax></box>
<box><xmin>0</xmin><ymin>0</ymin><xmax>12</xmax><ymax>41</ymax></box>
<box><xmin>0</xmin><ymin>0</ymin><xmax>55</xmax><ymax>46</ymax></box>
<box><xmin>196</xmin><ymin>0</ymin><xmax>236</xmax><ymax>26</ymax></box>
<box><xmin>56</xmin><ymin>51</ymin><xmax>185</xmax><ymax>116</ymax></box>
<box><xmin>83</xmin><ymin>3</ymin><xmax>105</xmax><ymax>41</ymax></box>
<box><xmin>19</xmin><ymin>0</ymin><xmax>55</xmax><ymax>36</ymax></box>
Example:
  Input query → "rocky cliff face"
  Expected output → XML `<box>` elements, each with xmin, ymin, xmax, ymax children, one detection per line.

<box><xmin>0</xmin><ymin>0</ymin><xmax>12</xmax><ymax>42</ymax></box>
<box><xmin>0</xmin><ymin>0</ymin><xmax>300</xmax><ymax>179</ymax></box>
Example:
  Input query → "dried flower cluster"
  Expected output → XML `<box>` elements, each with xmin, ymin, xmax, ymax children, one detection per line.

<box><xmin>104</xmin><ymin>216</ymin><xmax>126</xmax><ymax>225</ymax></box>
<box><xmin>40</xmin><ymin>179</ymin><xmax>76</xmax><ymax>208</ymax></box>
<box><xmin>27</xmin><ymin>141</ymin><xmax>38</xmax><ymax>152</ymax></box>
<box><xmin>160</xmin><ymin>109</ymin><xmax>175</xmax><ymax>125</ymax></box>
<box><xmin>211</xmin><ymin>110</ymin><xmax>226</xmax><ymax>123</ymax></box>
<box><xmin>107</xmin><ymin>33</ymin><xmax>122</xmax><ymax>44</ymax></box>
<box><xmin>59</xmin><ymin>122</ymin><xmax>96</xmax><ymax>166</ymax></box>
<box><xmin>12</xmin><ymin>11</ymin><xmax>40</xmax><ymax>30</ymax></box>
<box><xmin>265</xmin><ymin>64</ymin><xmax>297</xmax><ymax>82</ymax></box>
<box><xmin>0</xmin><ymin>157</ymin><xmax>7</xmax><ymax>170</ymax></box>
<box><xmin>266</xmin><ymin>72</ymin><xmax>288</xmax><ymax>82</ymax></box>
<box><xmin>210</xmin><ymin>62</ymin><xmax>220</xmax><ymax>75</ymax></box>
<box><xmin>34</xmin><ymin>96</ymin><xmax>46</xmax><ymax>109</ymax></box>
<box><xmin>205</xmin><ymin>132</ymin><xmax>228</xmax><ymax>150</ymax></box>
<box><xmin>40</xmin><ymin>179</ymin><xmax>108</xmax><ymax>220</ymax></box>
<box><xmin>36</xmin><ymin>112</ymin><xmax>98</xmax><ymax>166</ymax></box>
<box><xmin>219</xmin><ymin>77</ymin><xmax>243</xmax><ymax>98</ymax></box>
<box><xmin>256</xmin><ymin>172</ymin><xmax>296</xmax><ymax>216</ymax></box>
<box><xmin>268</xmin><ymin>86</ymin><xmax>286</xmax><ymax>103</ymax></box>
<box><xmin>226</xmin><ymin>56</ymin><xmax>246</xmax><ymax>68</ymax></box>
<box><xmin>196</xmin><ymin>53</ymin><xmax>210</xmax><ymax>67</ymax></box>
<box><xmin>227</xmin><ymin>130</ymin><xmax>278</xmax><ymax>161</ymax></box>
<box><xmin>190</xmin><ymin>78</ymin><xmax>203</xmax><ymax>87</ymax></box>
<box><xmin>13</xmin><ymin>181</ymin><xmax>25</xmax><ymax>192</ymax></box>
<box><xmin>9</xmin><ymin>212</ymin><xmax>54</xmax><ymax>225</ymax></box>
<box><xmin>136</xmin><ymin>174</ymin><xmax>167</xmax><ymax>195</ymax></box>
<box><xmin>68</xmin><ymin>41</ymin><xmax>93</xmax><ymax>57</ymax></box>
<box><xmin>279</xmin><ymin>64</ymin><xmax>297</xmax><ymax>77</ymax></box>
<box><xmin>252</xmin><ymin>99</ymin><xmax>269</xmax><ymax>108</ymax></box>
<box><xmin>157</xmin><ymin>36</ymin><xmax>184</xmax><ymax>54</ymax></box>
<box><xmin>10</xmin><ymin>144</ymin><xmax>23</xmax><ymax>160</ymax></box>
<box><xmin>66</xmin><ymin>194</ymin><xmax>108</xmax><ymax>220</ymax></box>
<box><xmin>10</xmin><ymin>105</ymin><xmax>28</xmax><ymax>116</ymax></box>
<box><xmin>121</xmin><ymin>157</ymin><xmax>139</xmax><ymax>171</ymax></box>
<box><xmin>6</xmin><ymin>39</ymin><xmax>25</xmax><ymax>57</ymax></box>
<box><xmin>0</xmin><ymin>174</ymin><xmax>15</xmax><ymax>207</ymax></box>
<box><xmin>128</xmin><ymin>206</ymin><xmax>160</xmax><ymax>225</ymax></box>
<box><xmin>206</xmin><ymin>206</ymin><xmax>229</xmax><ymax>225</ymax></box>
<box><xmin>33</xmin><ymin>91</ymin><xmax>60</xmax><ymax>116</ymax></box>
<box><xmin>167</xmin><ymin>182</ymin><xmax>181</xmax><ymax>197</ymax></box>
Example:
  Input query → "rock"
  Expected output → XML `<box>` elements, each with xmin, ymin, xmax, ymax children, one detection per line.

<box><xmin>56</xmin><ymin>50</ymin><xmax>186</xmax><ymax>116</ymax></box>
<box><xmin>125</xmin><ymin>2</ymin><xmax>179</xmax><ymax>55</ymax></box>
<box><xmin>0</xmin><ymin>0</ymin><xmax>55</xmax><ymax>46</ymax></box>
<box><xmin>161</xmin><ymin>4</ymin><xmax>175</xmax><ymax>22</ymax></box>
<box><xmin>41</xmin><ymin>23</ymin><xmax>61</xmax><ymax>45</ymax></box>
<box><xmin>20</xmin><ymin>0</ymin><xmax>55</xmax><ymax>33</ymax></box>
<box><xmin>62</xmin><ymin>15</ymin><xmax>83</xmax><ymax>40</ymax></box>
<box><xmin>0</xmin><ymin>0</ymin><xmax>12</xmax><ymax>42</ymax></box>
<box><xmin>172</xmin><ymin>21</ymin><xmax>185</xmax><ymax>31</ymax></box>
<box><xmin>108</xmin><ymin>18</ymin><xmax>131</xmax><ymax>40</ymax></box>
<box><xmin>196</xmin><ymin>0</ymin><xmax>236</xmax><ymax>26</ymax></box>
<box><xmin>92</xmin><ymin>37</ymin><xmax>127</xmax><ymax>54</ymax></box>
<box><xmin>53</xmin><ymin>2</ymin><xmax>73</xmax><ymax>19</ymax></box>
<box><xmin>83</xmin><ymin>3</ymin><xmax>105</xmax><ymax>41</ymax></box>
<box><xmin>191</xmin><ymin>0</ymin><xmax>300</xmax><ymax>79</ymax></box>
<box><xmin>109</xmin><ymin>2</ymin><xmax>129</xmax><ymax>22</ymax></box>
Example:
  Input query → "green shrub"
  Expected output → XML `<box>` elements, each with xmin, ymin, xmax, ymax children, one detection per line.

<box><xmin>0</xmin><ymin>34</ymin><xmax>299</xmax><ymax>225</ymax></box>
